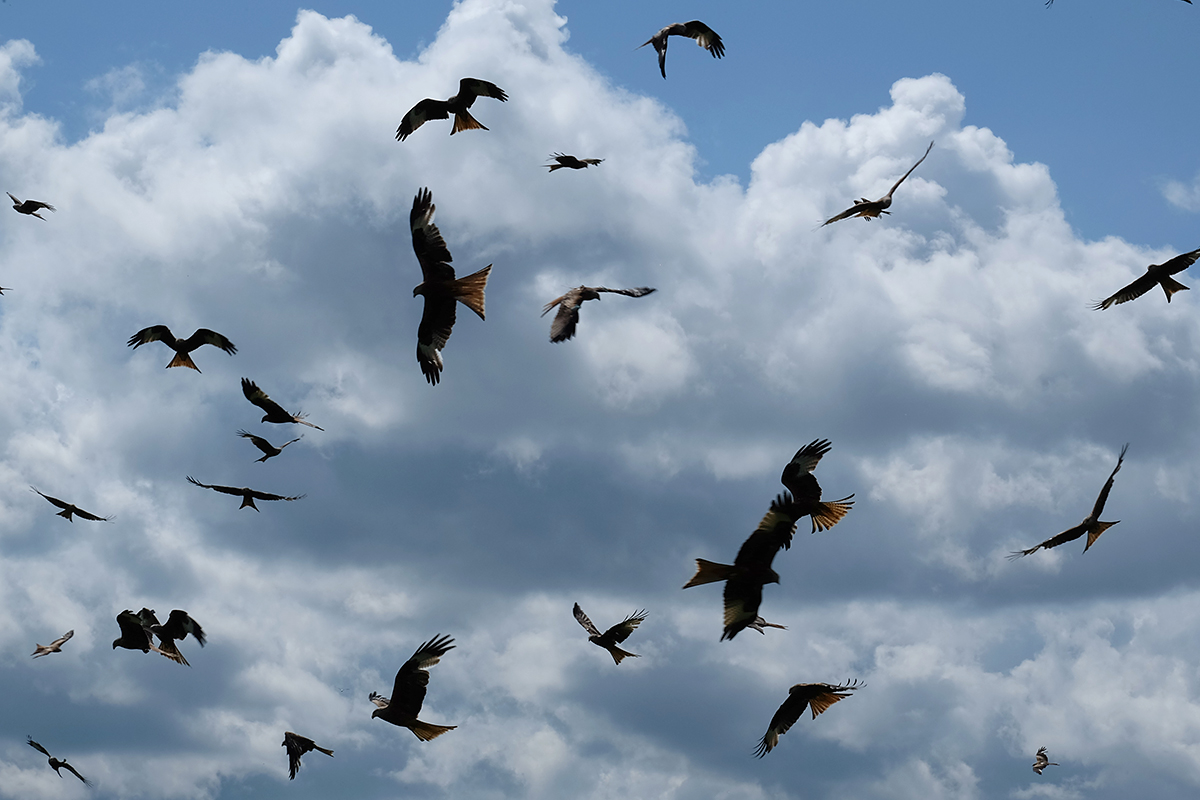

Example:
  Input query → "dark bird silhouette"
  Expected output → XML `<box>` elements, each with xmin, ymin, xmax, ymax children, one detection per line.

<box><xmin>546</xmin><ymin>153</ymin><xmax>604</xmax><ymax>172</ymax></box>
<box><xmin>639</xmin><ymin>21</ymin><xmax>724</xmax><ymax>78</ymax></box>
<box><xmin>127</xmin><ymin>325</ymin><xmax>236</xmax><ymax>371</ymax></box>
<box><xmin>0</xmin><ymin>286</ymin><xmax>10</xmax><ymax>294</ymax></box>
<box><xmin>137</xmin><ymin>608</ymin><xmax>197</xmax><ymax>665</ymax></box>
<box><xmin>187</xmin><ymin>476</ymin><xmax>305</xmax><ymax>511</ymax></box>
<box><xmin>1092</xmin><ymin>247</ymin><xmax>1200</xmax><ymax>310</ymax></box>
<box><xmin>371</xmin><ymin>633</ymin><xmax>457</xmax><ymax>741</ymax></box>
<box><xmin>821</xmin><ymin>141</ymin><xmax>934</xmax><ymax>226</ymax></box>
<box><xmin>111</xmin><ymin>609</ymin><xmax>187</xmax><ymax>665</ymax></box>
<box><xmin>683</xmin><ymin>493</ymin><xmax>802</xmax><ymax>640</ymax></box>
<box><xmin>282</xmin><ymin>731</ymin><xmax>333</xmax><ymax>780</ymax></box>
<box><xmin>31</xmin><ymin>630</ymin><xmax>73</xmax><ymax>658</ymax></box>
<box><xmin>410</xmin><ymin>188</ymin><xmax>491</xmax><ymax>384</ymax></box>
<box><xmin>396</xmin><ymin>78</ymin><xmax>507</xmax><ymax>141</ymax></box>
<box><xmin>241</xmin><ymin>378</ymin><xmax>324</xmax><ymax>430</ymax></box>
<box><xmin>1009</xmin><ymin>444</ymin><xmax>1127</xmax><ymax>559</ymax></box>
<box><xmin>542</xmin><ymin>286</ymin><xmax>656</xmax><ymax>343</ymax></box>
<box><xmin>237</xmin><ymin>429</ymin><xmax>302</xmax><ymax>462</ymax></box>
<box><xmin>26</xmin><ymin>738</ymin><xmax>91</xmax><ymax>785</ymax></box>
<box><xmin>1032</xmin><ymin>746</ymin><xmax>1059</xmax><ymax>774</ymax></box>
<box><xmin>780</xmin><ymin>439</ymin><xmax>856</xmax><ymax>533</ymax></box>
<box><xmin>30</xmin><ymin>487</ymin><xmax>111</xmax><ymax>522</ymax></box>
<box><xmin>572</xmin><ymin>604</ymin><xmax>646</xmax><ymax>664</ymax></box>
<box><xmin>754</xmin><ymin>681</ymin><xmax>861</xmax><ymax>757</ymax></box>
<box><xmin>8</xmin><ymin>192</ymin><xmax>55</xmax><ymax>220</ymax></box>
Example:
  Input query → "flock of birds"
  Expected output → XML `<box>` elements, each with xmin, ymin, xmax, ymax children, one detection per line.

<box><xmin>8</xmin><ymin>5</ymin><xmax>1195</xmax><ymax>789</ymax></box>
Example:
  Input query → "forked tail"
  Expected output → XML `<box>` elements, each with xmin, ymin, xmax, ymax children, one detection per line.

<box><xmin>682</xmin><ymin>558</ymin><xmax>734</xmax><ymax>588</ymax></box>
<box><xmin>410</xmin><ymin>720</ymin><xmax>457</xmax><ymax>742</ymax></box>
<box><xmin>1083</xmin><ymin>520</ymin><xmax>1119</xmax><ymax>552</ymax></box>
<box><xmin>1161</xmin><ymin>276</ymin><xmax>1190</xmax><ymax>302</ymax></box>
<box><xmin>453</xmin><ymin>265</ymin><xmax>492</xmax><ymax>320</ymax></box>
<box><xmin>608</xmin><ymin>645</ymin><xmax>640</xmax><ymax>665</ymax></box>
<box><xmin>166</xmin><ymin>352</ymin><xmax>200</xmax><ymax>371</ymax></box>
<box><xmin>451</xmin><ymin>109</ymin><xmax>489</xmax><ymax>134</ymax></box>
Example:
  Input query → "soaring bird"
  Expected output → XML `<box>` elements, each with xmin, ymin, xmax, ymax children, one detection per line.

<box><xmin>1009</xmin><ymin>444</ymin><xmax>1127</xmax><ymax>559</ymax></box>
<box><xmin>409</xmin><ymin>188</ymin><xmax>491</xmax><ymax>384</ymax></box>
<box><xmin>31</xmin><ymin>630</ymin><xmax>73</xmax><ymax>658</ymax></box>
<box><xmin>30</xmin><ymin>488</ymin><xmax>111</xmax><ymax>522</ymax></box>
<box><xmin>237</xmin><ymin>430</ymin><xmax>302</xmax><ymax>462</ymax></box>
<box><xmin>546</xmin><ymin>153</ymin><xmax>604</xmax><ymax>172</ymax></box>
<box><xmin>8</xmin><ymin>192</ymin><xmax>55</xmax><ymax>220</ymax></box>
<box><xmin>282</xmin><ymin>731</ymin><xmax>333</xmax><ymax>780</ymax></box>
<box><xmin>572</xmin><ymin>604</ymin><xmax>647</xmax><ymax>665</ymax></box>
<box><xmin>111</xmin><ymin>609</ymin><xmax>187</xmax><ymax>665</ymax></box>
<box><xmin>542</xmin><ymin>286</ymin><xmax>656</xmax><ymax>343</ymax></box>
<box><xmin>1032</xmin><ymin>746</ymin><xmax>1059</xmax><ymax>774</ymax></box>
<box><xmin>371</xmin><ymin>633</ymin><xmax>457</xmax><ymax>741</ymax></box>
<box><xmin>754</xmin><ymin>681</ymin><xmax>861</xmax><ymax>757</ymax></box>
<box><xmin>26</xmin><ymin>738</ymin><xmax>91</xmax><ymax>785</ymax></box>
<box><xmin>241</xmin><ymin>378</ymin><xmax>324</xmax><ymax>430</ymax></box>
<box><xmin>396</xmin><ymin>78</ymin><xmax>508</xmax><ymax>141</ymax></box>
<box><xmin>127</xmin><ymin>326</ymin><xmax>236</xmax><ymax>371</ymax></box>
<box><xmin>821</xmin><ymin>141</ymin><xmax>934</xmax><ymax>226</ymax></box>
<box><xmin>186</xmin><ymin>476</ymin><xmax>305</xmax><ymax>511</ymax></box>
<box><xmin>639</xmin><ymin>21</ymin><xmax>724</xmax><ymax>79</ymax></box>
<box><xmin>780</xmin><ymin>439</ymin><xmax>855</xmax><ymax>533</ymax></box>
<box><xmin>1092</xmin><ymin>247</ymin><xmax>1200</xmax><ymax>310</ymax></box>
<box><xmin>137</xmin><ymin>608</ymin><xmax>197</xmax><ymax>666</ymax></box>
<box><xmin>683</xmin><ymin>493</ymin><xmax>801</xmax><ymax>640</ymax></box>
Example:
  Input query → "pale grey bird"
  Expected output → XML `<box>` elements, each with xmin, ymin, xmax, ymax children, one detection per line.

<box><xmin>8</xmin><ymin>192</ymin><xmax>55</xmax><ymax>220</ymax></box>
<box><xmin>639</xmin><ymin>21</ymin><xmax>724</xmax><ymax>78</ymax></box>
<box><xmin>31</xmin><ymin>630</ymin><xmax>73</xmax><ymax>658</ymax></box>
<box><xmin>821</xmin><ymin>142</ymin><xmax>934</xmax><ymax>226</ymax></box>
<box><xmin>542</xmin><ymin>286</ymin><xmax>656</xmax><ymax>342</ymax></box>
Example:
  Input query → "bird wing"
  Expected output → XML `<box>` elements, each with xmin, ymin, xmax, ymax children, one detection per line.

<box><xmin>30</xmin><ymin>487</ymin><xmax>70</xmax><ymax>512</ymax></box>
<box><xmin>545</xmin><ymin>291</ymin><xmax>583</xmax><ymax>342</ymax></box>
<box><xmin>680</xmin><ymin>21</ymin><xmax>724</xmax><ymax>58</ymax></box>
<box><xmin>165</xmin><ymin>609</ymin><xmax>206</xmax><ymax>646</ymax></box>
<box><xmin>1014</xmin><ymin>522</ymin><xmax>1089</xmax><ymax>558</ymax></box>
<box><xmin>800</xmin><ymin>681</ymin><xmax>860</xmax><ymax>718</ymax></box>
<box><xmin>734</xmin><ymin>504</ymin><xmax>797</xmax><ymax>566</ymax></box>
<box><xmin>27</xmin><ymin>737</ymin><xmax>52</xmax><ymax>758</ymax></box>
<box><xmin>69</xmin><ymin>505</ymin><xmax>111</xmax><ymax>522</ymax></box>
<box><xmin>116</xmin><ymin>610</ymin><xmax>151</xmax><ymax>646</ymax></box>
<box><xmin>1092</xmin><ymin>272</ymin><xmax>1159</xmax><ymax>310</ymax></box>
<box><xmin>821</xmin><ymin>199</ymin><xmax>883</xmax><ymax>226</ymax></box>
<box><xmin>594</xmin><ymin>286</ymin><xmax>657</xmax><ymax>299</ymax></box>
<box><xmin>241</xmin><ymin>379</ymin><xmax>291</xmax><ymax>419</ymax></box>
<box><xmin>573</xmin><ymin>603</ymin><xmax>603</xmax><ymax>637</ymax></box>
<box><xmin>390</xmin><ymin>634</ymin><xmax>455</xmax><ymax>718</ymax></box>
<box><xmin>247</xmin><ymin>488</ymin><xmax>306</xmax><ymax>502</ymax></box>
<box><xmin>410</xmin><ymin>188</ymin><xmax>455</xmax><ymax>283</ymax></box>
<box><xmin>49</xmin><ymin>630</ymin><xmax>74</xmax><ymax>649</ymax></box>
<box><xmin>61</xmin><ymin>761</ymin><xmax>91</xmax><ymax>785</ymax></box>
<box><xmin>883</xmin><ymin>141</ymin><xmax>934</xmax><ymax>198</ymax></box>
<box><xmin>603</xmin><ymin>610</ymin><xmax>647</xmax><ymax>644</ymax></box>
<box><xmin>127</xmin><ymin>325</ymin><xmax>176</xmax><ymax>349</ymax></box>
<box><xmin>780</xmin><ymin>438</ymin><xmax>832</xmax><ymax>500</ymax></box>
<box><xmin>179</xmin><ymin>328</ymin><xmax>237</xmax><ymax>355</ymax></box>
<box><xmin>722</xmin><ymin>574</ymin><xmax>765</xmax><ymax>634</ymax></box>
<box><xmin>1160</xmin><ymin>247</ymin><xmax>1200</xmax><ymax>276</ymax></box>
<box><xmin>457</xmin><ymin>78</ymin><xmax>508</xmax><ymax>106</ymax></box>
<box><xmin>417</xmin><ymin>296</ymin><xmax>456</xmax><ymax>379</ymax></box>
<box><xmin>237</xmin><ymin>430</ymin><xmax>275</xmax><ymax>455</ymax></box>
<box><xmin>187</xmin><ymin>476</ymin><xmax>246</xmax><ymax>497</ymax></box>
<box><xmin>368</xmin><ymin>691</ymin><xmax>390</xmax><ymax>709</ymax></box>
<box><xmin>396</xmin><ymin>98</ymin><xmax>451</xmax><ymax>141</ymax></box>
<box><xmin>283</xmin><ymin>731</ymin><xmax>307</xmax><ymax>779</ymax></box>
<box><xmin>1089</xmin><ymin>443</ymin><xmax>1127</xmax><ymax>519</ymax></box>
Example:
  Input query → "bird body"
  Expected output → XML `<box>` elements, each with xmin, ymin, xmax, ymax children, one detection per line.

<box><xmin>1093</xmin><ymin>247</ymin><xmax>1200</xmax><ymax>310</ymax></box>
<box><xmin>639</xmin><ymin>21</ymin><xmax>724</xmax><ymax>78</ymax></box>
<box><xmin>780</xmin><ymin>439</ymin><xmax>855</xmax><ymax>533</ymax></box>
<box><xmin>573</xmin><ymin>603</ymin><xmax>646</xmax><ymax>664</ymax></box>
<box><xmin>237</xmin><ymin>429</ymin><xmax>302</xmax><ymax>462</ymax></box>
<box><xmin>31</xmin><ymin>630</ymin><xmax>74</xmax><ymax>658</ymax></box>
<box><xmin>755</xmin><ymin>681</ymin><xmax>860</xmax><ymax>757</ymax></box>
<box><xmin>31</xmin><ymin>487</ymin><xmax>111</xmax><ymax>522</ymax></box>
<box><xmin>546</xmin><ymin>153</ymin><xmax>603</xmax><ymax>171</ymax></box>
<box><xmin>241</xmin><ymin>378</ymin><xmax>324</xmax><ymax>429</ymax></box>
<box><xmin>282</xmin><ymin>731</ymin><xmax>333</xmax><ymax>780</ymax></box>
<box><xmin>372</xmin><ymin>633</ymin><xmax>457</xmax><ymax>741</ymax></box>
<box><xmin>8</xmin><ymin>192</ymin><xmax>55</xmax><ymax>220</ymax></box>
<box><xmin>396</xmin><ymin>78</ymin><xmax>507</xmax><ymax>140</ymax></box>
<box><xmin>542</xmin><ymin>286</ymin><xmax>656</xmax><ymax>342</ymax></box>
<box><xmin>1032</xmin><ymin>746</ymin><xmax>1059</xmax><ymax>774</ymax></box>
<box><xmin>821</xmin><ymin>142</ymin><xmax>934</xmax><ymax>226</ymax></box>
<box><xmin>127</xmin><ymin>325</ymin><xmax>236</xmax><ymax>371</ymax></box>
<box><xmin>112</xmin><ymin>609</ymin><xmax>188</xmax><ymax>664</ymax></box>
<box><xmin>187</xmin><ymin>476</ymin><xmax>305</xmax><ymax>511</ymax></box>
<box><xmin>27</xmin><ymin>738</ymin><xmax>91</xmax><ymax>785</ymax></box>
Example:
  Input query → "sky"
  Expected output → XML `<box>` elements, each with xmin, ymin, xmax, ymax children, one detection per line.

<box><xmin>1</xmin><ymin>0</ymin><xmax>1200</xmax><ymax>798</ymax></box>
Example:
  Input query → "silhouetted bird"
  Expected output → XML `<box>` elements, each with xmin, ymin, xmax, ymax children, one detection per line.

<box><xmin>754</xmin><ymin>681</ymin><xmax>860</xmax><ymax>757</ymax></box>
<box><xmin>0</xmin><ymin>286</ymin><xmax>10</xmax><ymax>294</ymax></box>
<box><xmin>1009</xmin><ymin>444</ymin><xmax>1127</xmax><ymax>559</ymax></box>
<box><xmin>542</xmin><ymin>286</ymin><xmax>656</xmax><ymax>342</ymax></box>
<box><xmin>111</xmin><ymin>609</ymin><xmax>187</xmax><ymax>665</ymax></box>
<box><xmin>186</xmin><ymin>476</ymin><xmax>305</xmax><ymax>511</ymax></box>
<box><xmin>241</xmin><ymin>378</ymin><xmax>324</xmax><ymax>430</ymax></box>
<box><xmin>409</xmin><ymin>188</ymin><xmax>491</xmax><ymax>384</ymax></box>
<box><xmin>573</xmin><ymin>604</ymin><xmax>646</xmax><ymax>664</ymax></box>
<box><xmin>546</xmin><ymin>153</ymin><xmax>603</xmax><ymax>171</ymax></box>
<box><xmin>780</xmin><ymin>439</ymin><xmax>855</xmax><ymax>533</ymax></box>
<box><xmin>8</xmin><ymin>192</ymin><xmax>55</xmax><ymax>220</ymax></box>
<box><xmin>31</xmin><ymin>630</ymin><xmax>73</xmax><ymax>658</ymax></box>
<box><xmin>371</xmin><ymin>633</ymin><xmax>457</xmax><ymax>741</ymax></box>
<box><xmin>396</xmin><ymin>78</ymin><xmax>507</xmax><ymax>140</ymax></box>
<box><xmin>822</xmin><ymin>142</ymin><xmax>934</xmax><ymax>226</ymax></box>
<box><xmin>31</xmin><ymin>487</ymin><xmax>111</xmax><ymax>522</ymax></box>
<box><xmin>282</xmin><ymin>731</ymin><xmax>333</xmax><ymax>780</ymax></box>
<box><xmin>237</xmin><ymin>430</ymin><xmax>302</xmax><ymax>462</ymax></box>
<box><xmin>127</xmin><ymin>326</ymin><xmax>236</xmax><ymax>371</ymax></box>
<box><xmin>26</xmin><ymin>738</ymin><xmax>90</xmax><ymax>785</ymax></box>
<box><xmin>137</xmin><ymin>608</ymin><xmax>197</xmax><ymax>665</ymax></box>
<box><xmin>1092</xmin><ymin>247</ymin><xmax>1200</xmax><ymax>310</ymax></box>
<box><xmin>1032</xmin><ymin>746</ymin><xmax>1059</xmax><ymax>774</ymax></box>
<box><xmin>639</xmin><ymin>21</ymin><xmax>724</xmax><ymax>78</ymax></box>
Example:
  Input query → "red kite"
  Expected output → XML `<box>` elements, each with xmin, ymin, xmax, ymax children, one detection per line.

<box><xmin>31</xmin><ymin>630</ymin><xmax>73</xmax><ymax>658</ymax></box>
<box><xmin>396</xmin><ymin>78</ymin><xmax>507</xmax><ymax>141</ymax></box>
<box><xmin>31</xmin><ymin>487</ymin><xmax>111</xmax><ymax>522</ymax></box>
<box><xmin>282</xmin><ymin>732</ymin><xmax>333</xmax><ymax>780</ymax></box>
<box><xmin>546</xmin><ymin>153</ymin><xmax>603</xmax><ymax>171</ymax></box>
<box><xmin>242</xmin><ymin>378</ymin><xmax>324</xmax><ymax>430</ymax></box>
<box><xmin>1033</xmin><ymin>746</ymin><xmax>1059</xmax><ymax>774</ymax></box>
<box><xmin>127</xmin><ymin>325</ymin><xmax>236</xmax><ymax>371</ymax></box>
<box><xmin>639</xmin><ymin>21</ymin><xmax>724</xmax><ymax>78</ymax></box>
<box><xmin>822</xmin><ymin>142</ymin><xmax>933</xmax><ymax>226</ymax></box>
<box><xmin>573</xmin><ymin>604</ymin><xmax>646</xmax><ymax>664</ymax></box>
<box><xmin>1092</xmin><ymin>247</ymin><xmax>1199</xmax><ymax>310</ymax></box>
<box><xmin>371</xmin><ymin>633</ymin><xmax>457</xmax><ymax>741</ymax></box>
<box><xmin>187</xmin><ymin>476</ymin><xmax>305</xmax><ymax>511</ymax></box>
<box><xmin>8</xmin><ymin>192</ymin><xmax>54</xmax><ymax>220</ymax></box>
<box><xmin>27</xmin><ymin>738</ymin><xmax>90</xmax><ymax>785</ymax></box>
<box><xmin>542</xmin><ymin>286</ymin><xmax>656</xmax><ymax>342</ymax></box>
<box><xmin>237</xmin><ymin>430</ymin><xmax>302</xmax><ymax>462</ymax></box>
<box><xmin>112</xmin><ymin>609</ymin><xmax>187</xmax><ymax>665</ymax></box>
<box><xmin>754</xmin><ymin>681</ymin><xmax>860</xmax><ymax>757</ymax></box>
<box><xmin>780</xmin><ymin>439</ymin><xmax>856</xmax><ymax>533</ymax></box>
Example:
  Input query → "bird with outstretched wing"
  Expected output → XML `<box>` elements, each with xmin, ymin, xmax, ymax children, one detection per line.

<box><xmin>8</xmin><ymin>192</ymin><xmax>55</xmax><ymax>220</ymax></box>
<box><xmin>237</xmin><ymin>430</ymin><xmax>302</xmax><ymax>462</ymax></box>
<box><xmin>27</xmin><ymin>737</ymin><xmax>91</xmax><ymax>785</ymax></box>
<box><xmin>371</xmin><ymin>633</ymin><xmax>457</xmax><ymax>741</ymax></box>
<box><xmin>282</xmin><ymin>731</ymin><xmax>333</xmax><ymax>780</ymax></box>
<box><xmin>542</xmin><ymin>286</ymin><xmax>656</xmax><ymax>343</ymax></box>
<box><xmin>821</xmin><ymin>142</ymin><xmax>933</xmax><ymax>226</ymax></box>
<box><xmin>639</xmin><ymin>21</ymin><xmax>724</xmax><ymax>78</ymax></box>
<box><xmin>754</xmin><ymin>681</ymin><xmax>861</xmax><ymax>757</ymax></box>
<box><xmin>31</xmin><ymin>630</ymin><xmax>73</xmax><ymax>658</ymax></box>
<box><xmin>31</xmin><ymin>487</ymin><xmax>111</xmax><ymax>522</ymax></box>
<box><xmin>573</xmin><ymin>604</ymin><xmax>647</xmax><ymax>664</ymax></box>
<box><xmin>779</xmin><ymin>439</ymin><xmax>855</xmax><ymax>533</ymax></box>
<box><xmin>1093</xmin><ymin>247</ymin><xmax>1199</xmax><ymax>310</ymax></box>
<box><xmin>127</xmin><ymin>325</ymin><xmax>236</xmax><ymax>371</ymax></box>
<box><xmin>546</xmin><ymin>153</ymin><xmax>604</xmax><ymax>172</ymax></box>
<box><xmin>187</xmin><ymin>476</ymin><xmax>305</xmax><ymax>511</ymax></box>
<box><xmin>396</xmin><ymin>78</ymin><xmax>507</xmax><ymax>140</ymax></box>
<box><xmin>241</xmin><ymin>378</ymin><xmax>323</xmax><ymax>430</ymax></box>
<box><xmin>1032</xmin><ymin>746</ymin><xmax>1059</xmax><ymax>774</ymax></box>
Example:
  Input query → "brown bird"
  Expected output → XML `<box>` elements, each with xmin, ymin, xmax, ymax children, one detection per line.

<box><xmin>821</xmin><ymin>141</ymin><xmax>934</xmax><ymax>226</ymax></box>
<box><xmin>26</xmin><ymin>737</ymin><xmax>91</xmax><ymax>785</ymax></box>
<box><xmin>371</xmin><ymin>633</ymin><xmax>457</xmax><ymax>741</ymax></box>
<box><xmin>8</xmin><ymin>192</ymin><xmax>55</xmax><ymax>220</ymax></box>
<box><xmin>410</xmin><ymin>188</ymin><xmax>491</xmax><ymax>385</ymax></box>
<box><xmin>237</xmin><ymin>430</ymin><xmax>302</xmax><ymax>462</ymax></box>
<box><xmin>282</xmin><ymin>731</ymin><xmax>334</xmax><ymax>780</ymax></box>
<box><xmin>780</xmin><ymin>439</ymin><xmax>855</xmax><ymax>533</ymax></box>
<box><xmin>137</xmin><ymin>608</ymin><xmax>198</xmax><ymax>666</ymax></box>
<box><xmin>111</xmin><ymin>609</ymin><xmax>186</xmax><ymax>665</ymax></box>
<box><xmin>639</xmin><ymin>21</ymin><xmax>724</xmax><ymax>79</ymax></box>
<box><xmin>1092</xmin><ymin>247</ymin><xmax>1200</xmax><ymax>310</ymax></box>
<box><xmin>396</xmin><ymin>78</ymin><xmax>508</xmax><ymax>141</ymax></box>
<box><xmin>241</xmin><ymin>378</ymin><xmax>324</xmax><ymax>430</ymax></box>
<box><xmin>754</xmin><ymin>681</ymin><xmax>861</xmax><ymax>757</ymax></box>
<box><xmin>546</xmin><ymin>153</ymin><xmax>604</xmax><ymax>172</ymax></box>
<box><xmin>127</xmin><ymin>325</ymin><xmax>236</xmax><ymax>371</ymax></box>
<box><xmin>187</xmin><ymin>476</ymin><xmax>305</xmax><ymax>511</ymax></box>
<box><xmin>572</xmin><ymin>604</ymin><xmax>647</xmax><ymax>665</ymax></box>
<box><xmin>30</xmin><ymin>487</ymin><xmax>111</xmax><ymax>522</ymax></box>
<box><xmin>542</xmin><ymin>286</ymin><xmax>656</xmax><ymax>343</ymax></box>
<box><xmin>1032</xmin><ymin>746</ymin><xmax>1059</xmax><ymax>774</ymax></box>
<box><xmin>31</xmin><ymin>630</ymin><xmax>73</xmax><ymax>658</ymax></box>
<box><xmin>1009</xmin><ymin>444</ymin><xmax>1127</xmax><ymax>560</ymax></box>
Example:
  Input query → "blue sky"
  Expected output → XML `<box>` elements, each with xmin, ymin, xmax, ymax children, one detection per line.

<box><xmin>2</xmin><ymin>1</ymin><xmax>1200</xmax><ymax>799</ymax></box>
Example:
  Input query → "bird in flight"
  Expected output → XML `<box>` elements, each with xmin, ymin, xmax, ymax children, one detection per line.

<box><xmin>282</xmin><ymin>731</ymin><xmax>334</xmax><ymax>780</ymax></box>
<box><xmin>0</xmin><ymin>286</ymin><xmax>10</xmax><ymax>294</ymax></box>
<box><xmin>7</xmin><ymin>192</ymin><xmax>55</xmax><ymax>220</ymax></box>
<box><xmin>139</xmin><ymin>608</ymin><xmax>204</xmax><ymax>665</ymax></box>
<box><xmin>31</xmin><ymin>630</ymin><xmax>74</xmax><ymax>658</ymax></box>
<box><xmin>821</xmin><ymin>141</ymin><xmax>934</xmax><ymax>226</ymax></box>
<box><xmin>111</xmin><ymin>609</ymin><xmax>188</xmax><ymax>665</ymax></box>
<box><xmin>1009</xmin><ymin>444</ymin><xmax>1127</xmax><ymax>559</ymax></box>
<box><xmin>542</xmin><ymin>286</ymin><xmax>656</xmax><ymax>343</ymax></box>
<box><xmin>396</xmin><ymin>78</ymin><xmax>507</xmax><ymax>141</ymax></box>
<box><xmin>237</xmin><ymin>430</ymin><xmax>302</xmax><ymax>462</ymax></box>
<box><xmin>572</xmin><ymin>603</ymin><xmax>647</xmax><ymax>665</ymax></box>
<box><xmin>1032</xmin><ymin>746</ymin><xmax>1059</xmax><ymax>774</ymax></box>
<box><xmin>754</xmin><ymin>681</ymin><xmax>861</xmax><ymax>757</ymax></box>
<box><xmin>639</xmin><ymin>21</ymin><xmax>724</xmax><ymax>79</ymax></box>
<box><xmin>780</xmin><ymin>439</ymin><xmax>855</xmax><ymax>533</ymax></box>
<box><xmin>409</xmin><ymin>188</ymin><xmax>491</xmax><ymax>385</ymax></box>
<box><xmin>1092</xmin><ymin>247</ymin><xmax>1200</xmax><ymax>310</ymax></box>
<box><xmin>127</xmin><ymin>325</ymin><xmax>237</xmax><ymax>371</ymax></box>
<box><xmin>187</xmin><ymin>476</ymin><xmax>305</xmax><ymax>511</ymax></box>
<box><xmin>30</xmin><ymin>488</ymin><xmax>111</xmax><ymax>522</ymax></box>
<box><xmin>26</xmin><ymin>738</ymin><xmax>91</xmax><ymax>785</ymax></box>
<box><xmin>546</xmin><ymin>153</ymin><xmax>604</xmax><ymax>172</ymax></box>
<box><xmin>242</xmin><ymin>378</ymin><xmax>324</xmax><ymax>430</ymax></box>
<box><xmin>371</xmin><ymin>633</ymin><xmax>457</xmax><ymax>741</ymax></box>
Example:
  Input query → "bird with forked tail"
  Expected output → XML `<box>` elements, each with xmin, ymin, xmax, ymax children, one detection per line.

<box><xmin>1093</xmin><ymin>248</ymin><xmax>1199</xmax><ymax>310</ymax></box>
<box><xmin>573</xmin><ymin>603</ymin><xmax>646</xmax><ymax>664</ymax></box>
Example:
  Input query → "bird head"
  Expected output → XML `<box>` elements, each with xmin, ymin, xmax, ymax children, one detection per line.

<box><xmin>769</xmin><ymin>568</ymin><xmax>781</xmax><ymax>585</ymax></box>
<box><xmin>111</xmin><ymin>639</ymin><xmax>120</xmax><ymax>649</ymax></box>
<box><xmin>413</xmin><ymin>283</ymin><xmax>426</xmax><ymax>298</ymax></box>
<box><xmin>370</xmin><ymin>707</ymin><xmax>383</xmax><ymax>720</ymax></box>
<box><xmin>261</xmin><ymin>414</ymin><xmax>271</xmax><ymax>424</ymax></box>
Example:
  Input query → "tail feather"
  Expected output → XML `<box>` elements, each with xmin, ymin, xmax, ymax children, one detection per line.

<box><xmin>166</xmin><ymin>352</ymin><xmax>200</xmax><ymax>371</ymax></box>
<box><xmin>1161</xmin><ymin>276</ymin><xmax>1190</xmax><ymax>302</ymax></box>
<box><xmin>313</xmin><ymin>743</ymin><xmax>334</xmax><ymax>757</ymax></box>
<box><xmin>607</xmin><ymin>645</ymin><xmax>640</xmax><ymax>665</ymax></box>
<box><xmin>1083</xmin><ymin>520</ymin><xmax>1119</xmax><ymax>552</ymax></box>
<box><xmin>409</xmin><ymin>720</ymin><xmax>457</xmax><ymax>742</ymax></box>
<box><xmin>810</xmin><ymin>495</ymin><xmax>855</xmax><ymax>533</ymax></box>
<box><xmin>683</xmin><ymin>558</ymin><xmax>734</xmax><ymax>588</ymax></box>
<box><xmin>452</xmin><ymin>265</ymin><xmax>492</xmax><ymax>320</ymax></box>
<box><xmin>451</xmin><ymin>109</ymin><xmax>488</xmax><ymax>134</ymax></box>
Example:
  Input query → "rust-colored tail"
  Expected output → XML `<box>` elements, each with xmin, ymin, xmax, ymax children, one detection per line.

<box><xmin>1161</xmin><ymin>276</ymin><xmax>1190</xmax><ymax>302</ymax></box>
<box><xmin>312</xmin><ymin>743</ymin><xmax>334</xmax><ymax>757</ymax></box>
<box><xmin>606</xmin><ymin>645</ymin><xmax>640</xmax><ymax>665</ymax></box>
<box><xmin>811</xmin><ymin>495</ymin><xmax>855</xmax><ymax>533</ymax></box>
<box><xmin>453</xmin><ymin>265</ymin><xmax>492</xmax><ymax>320</ymax></box>
<box><xmin>683</xmin><ymin>558</ymin><xmax>734</xmax><ymax>588</ymax></box>
<box><xmin>166</xmin><ymin>352</ymin><xmax>200</xmax><ymax>371</ymax></box>
<box><xmin>451</xmin><ymin>109</ymin><xmax>488</xmax><ymax>134</ymax></box>
<box><xmin>409</xmin><ymin>720</ymin><xmax>457</xmax><ymax>742</ymax></box>
<box><xmin>1083</xmin><ymin>520</ymin><xmax>1119</xmax><ymax>552</ymax></box>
